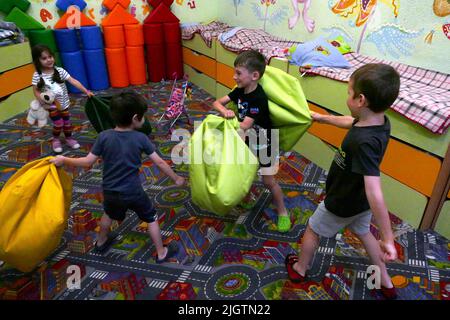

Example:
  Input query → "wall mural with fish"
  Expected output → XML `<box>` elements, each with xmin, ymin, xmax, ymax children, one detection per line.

<box><xmin>221</xmin><ymin>0</ymin><xmax>450</xmax><ymax>74</ymax></box>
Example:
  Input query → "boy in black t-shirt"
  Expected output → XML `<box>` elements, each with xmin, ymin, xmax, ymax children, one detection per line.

<box><xmin>285</xmin><ymin>64</ymin><xmax>401</xmax><ymax>299</ymax></box>
<box><xmin>213</xmin><ymin>50</ymin><xmax>291</xmax><ymax>232</ymax></box>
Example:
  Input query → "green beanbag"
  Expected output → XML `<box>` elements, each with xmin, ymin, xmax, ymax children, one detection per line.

<box><xmin>189</xmin><ymin>115</ymin><xmax>259</xmax><ymax>215</ymax></box>
<box><xmin>229</xmin><ymin>65</ymin><xmax>312</xmax><ymax>151</ymax></box>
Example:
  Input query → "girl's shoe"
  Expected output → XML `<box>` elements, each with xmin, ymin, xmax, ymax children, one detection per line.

<box><xmin>52</xmin><ymin>138</ymin><xmax>63</xmax><ymax>153</ymax></box>
<box><xmin>65</xmin><ymin>137</ymin><xmax>80</xmax><ymax>149</ymax></box>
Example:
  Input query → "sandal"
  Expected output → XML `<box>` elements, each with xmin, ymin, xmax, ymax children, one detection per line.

<box><xmin>285</xmin><ymin>254</ymin><xmax>306</xmax><ymax>283</ymax></box>
<box><xmin>94</xmin><ymin>232</ymin><xmax>117</xmax><ymax>253</ymax></box>
<box><xmin>278</xmin><ymin>215</ymin><xmax>291</xmax><ymax>233</ymax></box>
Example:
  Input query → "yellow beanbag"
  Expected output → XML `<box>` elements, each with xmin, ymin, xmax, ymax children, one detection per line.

<box><xmin>0</xmin><ymin>157</ymin><xmax>72</xmax><ymax>272</ymax></box>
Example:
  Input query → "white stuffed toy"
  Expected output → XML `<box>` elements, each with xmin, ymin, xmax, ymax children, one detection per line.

<box><xmin>27</xmin><ymin>91</ymin><xmax>56</xmax><ymax>128</ymax></box>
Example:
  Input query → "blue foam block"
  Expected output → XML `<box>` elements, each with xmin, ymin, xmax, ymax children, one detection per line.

<box><xmin>80</xmin><ymin>26</ymin><xmax>104</xmax><ymax>50</ymax></box>
<box><xmin>56</xmin><ymin>0</ymin><xmax>87</xmax><ymax>12</ymax></box>
<box><xmin>83</xmin><ymin>49</ymin><xmax>110</xmax><ymax>91</ymax></box>
<box><xmin>54</xmin><ymin>28</ymin><xmax>80</xmax><ymax>53</ymax></box>
<box><xmin>60</xmin><ymin>51</ymin><xmax>89</xmax><ymax>93</ymax></box>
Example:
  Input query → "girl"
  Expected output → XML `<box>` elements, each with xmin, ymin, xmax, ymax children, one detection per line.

<box><xmin>31</xmin><ymin>44</ymin><xmax>94</xmax><ymax>153</ymax></box>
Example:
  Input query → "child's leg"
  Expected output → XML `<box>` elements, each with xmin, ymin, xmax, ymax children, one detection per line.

<box><xmin>49</xmin><ymin>109</ymin><xmax>63</xmax><ymax>139</ymax></box>
<box><xmin>147</xmin><ymin>221</ymin><xmax>167</xmax><ymax>260</ymax></box>
<box><xmin>293</xmin><ymin>225</ymin><xmax>320</xmax><ymax>276</ymax></box>
<box><xmin>262</xmin><ymin>174</ymin><xmax>287</xmax><ymax>216</ymax></box>
<box><xmin>96</xmin><ymin>213</ymin><xmax>113</xmax><ymax>246</ymax></box>
<box><xmin>356</xmin><ymin>232</ymin><xmax>394</xmax><ymax>288</ymax></box>
<box><xmin>61</xmin><ymin>109</ymin><xmax>72</xmax><ymax>138</ymax></box>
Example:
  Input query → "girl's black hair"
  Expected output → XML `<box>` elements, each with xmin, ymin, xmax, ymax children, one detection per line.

<box><xmin>31</xmin><ymin>44</ymin><xmax>64</xmax><ymax>91</ymax></box>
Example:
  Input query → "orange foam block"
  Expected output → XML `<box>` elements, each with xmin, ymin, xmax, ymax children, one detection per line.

<box><xmin>105</xmin><ymin>47</ymin><xmax>130</xmax><ymax>87</ymax></box>
<box><xmin>102</xmin><ymin>5</ymin><xmax>139</xmax><ymax>26</ymax></box>
<box><xmin>54</xmin><ymin>6</ymin><xmax>96</xmax><ymax>29</ymax></box>
<box><xmin>103</xmin><ymin>25</ymin><xmax>125</xmax><ymax>48</ymax></box>
<box><xmin>124</xmin><ymin>24</ymin><xmax>144</xmax><ymax>46</ymax></box>
<box><xmin>126</xmin><ymin>46</ymin><xmax>147</xmax><ymax>85</ymax></box>
<box><xmin>102</xmin><ymin>0</ymin><xmax>131</xmax><ymax>11</ymax></box>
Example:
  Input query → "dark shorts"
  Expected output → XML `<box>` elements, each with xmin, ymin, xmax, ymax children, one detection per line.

<box><xmin>246</xmin><ymin>138</ymin><xmax>277</xmax><ymax>168</ymax></box>
<box><xmin>103</xmin><ymin>189</ymin><xmax>158</xmax><ymax>223</ymax></box>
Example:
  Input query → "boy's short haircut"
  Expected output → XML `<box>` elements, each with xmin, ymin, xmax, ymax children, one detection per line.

<box><xmin>234</xmin><ymin>50</ymin><xmax>266</xmax><ymax>79</ymax></box>
<box><xmin>350</xmin><ymin>63</ymin><xmax>400</xmax><ymax>113</ymax></box>
<box><xmin>110</xmin><ymin>91</ymin><xmax>147</xmax><ymax>127</ymax></box>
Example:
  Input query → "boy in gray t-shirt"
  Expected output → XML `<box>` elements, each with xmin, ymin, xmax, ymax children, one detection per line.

<box><xmin>51</xmin><ymin>92</ymin><xmax>184</xmax><ymax>263</ymax></box>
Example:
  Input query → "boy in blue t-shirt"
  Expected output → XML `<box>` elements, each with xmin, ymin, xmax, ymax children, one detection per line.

<box><xmin>51</xmin><ymin>92</ymin><xmax>185</xmax><ymax>263</ymax></box>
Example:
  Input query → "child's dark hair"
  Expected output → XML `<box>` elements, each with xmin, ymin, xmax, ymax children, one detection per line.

<box><xmin>110</xmin><ymin>91</ymin><xmax>147</xmax><ymax>127</ymax></box>
<box><xmin>234</xmin><ymin>50</ymin><xmax>266</xmax><ymax>79</ymax></box>
<box><xmin>350</xmin><ymin>63</ymin><xmax>400</xmax><ymax>113</ymax></box>
<box><xmin>32</xmin><ymin>44</ymin><xmax>64</xmax><ymax>91</ymax></box>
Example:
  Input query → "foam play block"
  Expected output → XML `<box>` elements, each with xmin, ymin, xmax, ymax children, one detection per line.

<box><xmin>4</xmin><ymin>7</ymin><xmax>45</xmax><ymax>30</ymax></box>
<box><xmin>105</xmin><ymin>47</ymin><xmax>129</xmax><ymax>87</ymax></box>
<box><xmin>80</xmin><ymin>26</ymin><xmax>104</xmax><ymax>50</ymax></box>
<box><xmin>101</xmin><ymin>5</ymin><xmax>139</xmax><ymax>26</ymax></box>
<box><xmin>0</xmin><ymin>0</ymin><xmax>30</xmax><ymax>15</ymax></box>
<box><xmin>29</xmin><ymin>29</ymin><xmax>58</xmax><ymax>53</ymax></box>
<box><xmin>124</xmin><ymin>24</ymin><xmax>144</xmax><ymax>46</ymax></box>
<box><xmin>56</xmin><ymin>0</ymin><xmax>87</xmax><ymax>12</ymax></box>
<box><xmin>163</xmin><ymin>22</ymin><xmax>180</xmax><ymax>43</ymax></box>
<box><xmin>54</xmin><ymin>6</ymin><xmax>96</xmax><ymax>29</ymax></box>
<box><xmin>146</xmin><ymin>44</ymin><xmax>165</xmax><ymax>82</ymax></box>
<box><xmin>60</xmin><ymin>51</ymin><xmax>90</xmax><ymax>93</ymax></box>
<box><xmin>102</xmin><ymin>0</ymin><xmax>131</xmax><ymax>11</ymax></box>
<box><xmin>144</xmin><ymin>3</ymin><xmax>179</xmax><ymax>24</ymax></box>
<box><xmin>83</xmin><ymin>49</ymin><xmax>110</xmax><ymax>90</ymax></box>
<box><xmin>125</xmin><ymin>46</ymin><xmax>147</xmax><ymax>85</ymax></box>
<box><xmin>143</xmin><ymin>23</ymin><xmax>164</xmax><ymax>45</ymax></box>
<box><xmin>54</xmin><ymin>28</ymin><xmax>80</xmax><ymax>52</ymax></box>
<box><xmin>103</xmin><ymin>25</ymin><xmax>125</xmax><ymax>48</ymax></box>
<box><xmin>165</xmin><ymin>42</ymin><xmax>183</xmax><ymax>80</ymax></box>
<box><xmin>148</xmin><ymin>0</ymin><xmax>174</xmax><ymax>8</ymax></box>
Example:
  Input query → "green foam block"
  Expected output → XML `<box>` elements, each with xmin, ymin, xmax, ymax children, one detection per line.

<box><xmin>29</xmin><ymin>29</ymin><xmax>58</xmax><ymax>53</ymax></box>
<box><xmin>0</xmin><ymin>0</ymin><xmax>30</xmax><ymax>15</ymax></box>
<box><xmin>5</xmin><ymin>7</ymin><xmax>45</xmax><ymax>31</ymax></box>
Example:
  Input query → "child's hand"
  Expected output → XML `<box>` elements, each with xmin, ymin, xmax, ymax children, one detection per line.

<box><xmin>174</xmin><ymin>176</ymin><xmax>186</xmax><ymax>186</ymax></box>
<box><xmin>311</xmin><ymin>111</ymin><xmax>326</xmax><ymax>123</ymax></box>
<box><xmin>86</xmin><ymin>90</ymin><xmax>95</xmax><ymax>97</ymax></box>
<box><xmin>49</xmin><ymin>155</ymin><xmax>65</xmax><ymax>167</ymax></box>
<box><xmin>221</xmin><ymin>110</ymin><xmax>235</xmax><ymax>119</ymax></box>
<box><xmin>379</xmin><ymin>240</ymin><xmax>398</xmax><ymax>262</ymax></box>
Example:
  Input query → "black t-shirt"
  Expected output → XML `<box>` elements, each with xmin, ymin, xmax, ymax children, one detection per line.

<box><xmin>324</xmin><ymin>116</ymin><xmax>391</xmax><ymax>217</ymax></box>
<box><xmin>228</xmin><ymin>84</ymin><xmax>272</xmax><ymax>150</ymax></box>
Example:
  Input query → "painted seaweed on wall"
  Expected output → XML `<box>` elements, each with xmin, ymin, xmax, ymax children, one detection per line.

<box><xmin>251</xmin><ymin>0</ymin><xmax>288</xmax><ymax>31</ymax></box>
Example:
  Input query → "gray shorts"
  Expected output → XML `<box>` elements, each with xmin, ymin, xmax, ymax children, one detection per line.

<box><xmin>308</xmin><ymin>202</ymin><xmax>372</xmax><ymax>238</ymax></box>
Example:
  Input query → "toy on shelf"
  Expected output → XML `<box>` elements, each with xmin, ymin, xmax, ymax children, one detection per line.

<box><xmin>157</xmin><ymin>73</ymin><xmax>192</xmax><ymax>133</ymax></box>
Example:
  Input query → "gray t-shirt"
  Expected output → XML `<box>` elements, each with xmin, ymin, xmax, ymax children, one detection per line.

<box><xmin>91</xmin><ymin>129</ymin><xmax>156</xmax><ymax>193</ymax></box>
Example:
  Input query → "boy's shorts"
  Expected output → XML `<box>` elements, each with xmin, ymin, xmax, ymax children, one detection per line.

<box><xmin>103</xmin><ymin>188</ymin><xmax>158</xmax><ymax>223</ymax></box>
<box><xmin>308</xmin><ymin>201</ymin><xmax>372</xmax><ymax>238</ymax></box>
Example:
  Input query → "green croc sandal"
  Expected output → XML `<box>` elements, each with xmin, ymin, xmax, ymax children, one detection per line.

<box><xmin>277</xmin><ymin>215</ymin><xmax>291</xmax><ymax>233</ymax></box>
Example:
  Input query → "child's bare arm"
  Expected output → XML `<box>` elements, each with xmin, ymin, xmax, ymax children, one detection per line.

<box><xmin>50</xmin><ymin>152</ymin><xmax>98</xmax><ymax>167</ymax></box>
<box><xmin>213</xmin><ymin>95</ymin><xmax>234</xmax><ymax>118</ymax></box>
<box><xmin>67</xmin><ymin>77</ymin><xmax>94</xmax><ymax>97</ymax></box>
<box><xmin>364</xmin><ymin>175</ymin><xmax>397</xmax><ymax>261</ymax></box>
<box><xmin>311</xmin><ymin>111</ymin><xmax>354</xmax><ymax>129</ymax></box>
<box><xmin>149</xmin><ymin>152</ymin><xmax>185</xmax><ymax>186</ymax></box>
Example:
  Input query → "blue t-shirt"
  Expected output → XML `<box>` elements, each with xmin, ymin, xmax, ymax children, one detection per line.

<box><xmin>91</xmin><ymin>129</ymin><xmax>155</xmax><ymax>192</ymax></box>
